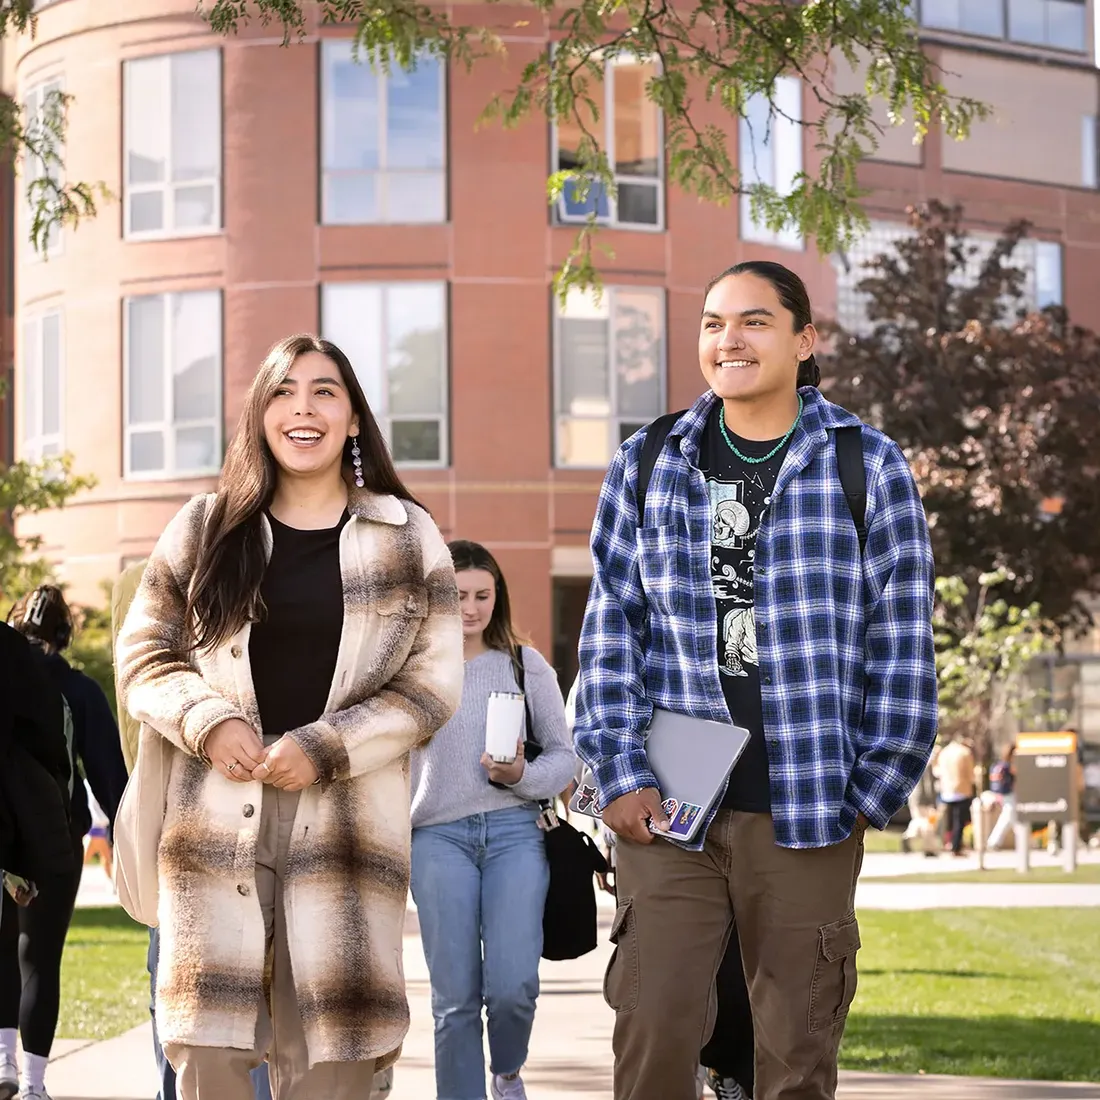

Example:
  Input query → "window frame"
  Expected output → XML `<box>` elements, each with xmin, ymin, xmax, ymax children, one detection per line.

<box><xmin>319</xmin><ymin>40</ymin><xmax>448</xmax><ymax>227</ymax></box>
<box><xmin>551</xmin><ymin>53</ymin><xmax>666</xmax><ymax>233</ymax></box>
<box><xmin>918</xmin><ymin>0</ymin><xmax>1089</xmax><ymax>53</ymax></box>
<box><xmin>20</xmin><ymin>308</ymin><xmax>64</xmax><ymax>462</ymax></box>
<box><xmin>552</xmin><ymin>284</ymin><xmax>667</xmax><ymax>470</ymax></box>
<box><xmin>122</xmin><ymin>289</ymin><xmax>224</xmax><ymax>481</ymax></box>
<box><xmin>123</xmin><ymin>49</ymin><xmax>224</xmax><ymax>242</ymax></box>
<box><xmin>739</xmin><ymin>75</ymin><xmax>804</xmax><ymax>251</ymax></box>
<box><xmin>22</xmin><ymin>76</ymin><xmax>65</xmax><ymax>260</ymax></box>
<box><xmin>320</xmin><ymin>280</ymin><xmax>450</xmax><ymax>469</ymax></box>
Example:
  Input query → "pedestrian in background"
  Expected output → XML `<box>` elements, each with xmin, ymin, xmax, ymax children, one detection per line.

<box><xmin>410</xmin><ymin>540</ymin><xmax>575</xmax><ymax>1100</ymax></box>
<box><xmin>936</xmin><ymin>735</ymin><xmax>976</xmax><ymax>857</ymax></box>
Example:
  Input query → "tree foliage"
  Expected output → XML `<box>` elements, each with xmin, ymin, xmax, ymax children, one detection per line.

<box><xmin>202</xmin><ymin>0</ymin><xmax>987</xmax><ymax>292</ymax></box>
<box><xmin>0</xmin><ymin>455</ymin><xmax>96</xmax><ymax>599</ymax></box>
<box><xmin>824</xmin><ymin>201</ymin><xmax>1100</xmax><ymax>630</ymax></box>
<box><xmin>0</xmin><ymin>1</ymin><xmax>110</xmax><ymax>254</ymax></box>
<box><xmin>934</xmin><ymin>570</ymin><xmax>1058</xmax><ymax>762</ymax></box>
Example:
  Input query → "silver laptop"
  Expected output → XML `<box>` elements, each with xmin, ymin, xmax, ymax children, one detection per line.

<box><xmin>569</xmin><ymin>708</ymin><xmax>751</xmax><ymax>843</ymax></box>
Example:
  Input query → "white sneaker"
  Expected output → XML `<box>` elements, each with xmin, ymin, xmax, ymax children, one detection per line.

<box><xmin>491</xmin><ymin>1073</ymin><xmax>528</xmax><ymax>1100</ymax></box>
<box><xmin>706</xmin><ymin>1068</ymin><xmax>750</xmax><ymax>1100</ymax></box>
<box><xmin>21</xmin><ymin>1090</ymin><xmax>53</xmax><ymax>1100</ymax></box>
<box><xmin>0</xmin><ymin>1059</ymin><xmax>16</xmax><ymax>1100</ymax></box>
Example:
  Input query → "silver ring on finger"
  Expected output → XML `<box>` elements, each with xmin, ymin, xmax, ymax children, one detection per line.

<box><xmin>226</xmin><ymin>761</ymin><xmax>238</xmax><ymax>773</ymax></box>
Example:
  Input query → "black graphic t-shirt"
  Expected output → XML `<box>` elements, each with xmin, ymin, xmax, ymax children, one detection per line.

<box><xmin>698</xmin><ymin>404</ymin><xmax>792</xmax><ymax>812</ymax></box>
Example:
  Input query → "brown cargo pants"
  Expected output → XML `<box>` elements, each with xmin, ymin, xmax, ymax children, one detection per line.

<box><xmin>608</xmin><ymin>811</ymin><xmax>865</xmax><ymax>1100</ymax></box>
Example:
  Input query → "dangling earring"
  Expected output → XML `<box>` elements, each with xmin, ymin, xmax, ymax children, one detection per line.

<box><xmin>351</xmin><ymin>436</ymin><xmax>365</xmax><ymax>489</ymax></box>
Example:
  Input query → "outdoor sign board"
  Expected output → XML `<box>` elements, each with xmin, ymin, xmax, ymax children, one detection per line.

<box><xmin>1014</xmin><ymin>731</ymin><xmax>1079</xmax><ymax>824</ymax></box>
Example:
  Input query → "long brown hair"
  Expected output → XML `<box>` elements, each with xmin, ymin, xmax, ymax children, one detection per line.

<box><xmin>448</xmin><ymin>540</ymin><xmax>528</xmax><ymax>669</ymax></box>
<box><xmin>186</xmin><ymin>334</ymin><xmax>420</xmax><ymax>651</ymax></box>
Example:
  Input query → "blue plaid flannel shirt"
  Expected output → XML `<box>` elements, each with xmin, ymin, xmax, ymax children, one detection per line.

<box><xmin>574</xmin><ymin>387</ymin><xmax>938</xmax><ymax>850</ymax></box>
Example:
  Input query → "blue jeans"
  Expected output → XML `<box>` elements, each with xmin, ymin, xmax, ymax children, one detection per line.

<box><xmin>148</xmin><ymin>926</ymin><xmax>272</xmax><ymax>1100</ymax></box>
<box><xmin>411</xmin><ymin>806</ymin><xmax>550</xmax><ymax>1100</ymax></box>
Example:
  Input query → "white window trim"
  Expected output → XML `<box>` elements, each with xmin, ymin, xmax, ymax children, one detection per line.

<box><xmin>740</xmin><ymin>76</ymin><xmax>803</xmax><ymax>251</ymax></box>
<box><xmin>22</xmin><ymin>77</ymin><xmax>65</xmax><ymax>262</ymax></box>
<box><xmin>123</xmin><ymin>50</ymin><xmax>224</xmax><ymax>242</ymax></box>
<box><xmin>123</xmin><ymin>291</ymin><xmax>224</xmax><ymax>481</ymax></box>
<box><xmin>552</xmin><ymin>54</ymin><xmax>665</xmax><ymax>233</ymax></box>
<box><xmin>321</xmin><ymin>281</ymin><xmax>450</xmax><ymax>468</ymax></box>
<box><xmin>553</xmin><ymin>286</ymin><xmax>667</xmax><ymax>470</ymax></box>
<box><xmin>320</xmin><ymin>42</ymin><xmax>448</xmax><ymax>226</ymax></box>
<box><xmin>21</xmin><ymin>309</ymin><xmax>64</xmax><ymax>462</ymax></box>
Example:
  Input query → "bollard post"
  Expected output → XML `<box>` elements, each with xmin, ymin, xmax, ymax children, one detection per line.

<box><xmin>1063</xmin><ymin>822</ymin><xmax>1078</xmax><ymax>873</ymax></box>
<box><xmin>1014</xmin><ymin>822</ymin><xmax>1031</xmax><ymax>873</ymax></box>
<box><xmin>973</xmin><ymin>798</ymin><xmax>985</xmax><ymax>871</ymax></box>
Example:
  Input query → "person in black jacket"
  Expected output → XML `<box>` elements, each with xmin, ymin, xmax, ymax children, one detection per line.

<box><xmin>1</xmin><ymin>586</ymin><xmax>127</xmax><ymax>1100</ymax></box>
<box><xmin>0</xmin><ymin>620</ymin><xmax>74</xmax><ymax>1100</ymax></box>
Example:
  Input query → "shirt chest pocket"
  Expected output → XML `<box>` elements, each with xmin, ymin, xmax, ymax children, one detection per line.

<box><xmin>636</xmin><ymin>524</ymin><xmax>686</xmax><ymax>618</ymax></box>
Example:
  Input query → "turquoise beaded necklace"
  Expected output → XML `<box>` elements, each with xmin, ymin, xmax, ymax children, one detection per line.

<box><xmin>718</xmin><ymin>394</ymin><xmax>804</xmax><ymax>465</ymax></box>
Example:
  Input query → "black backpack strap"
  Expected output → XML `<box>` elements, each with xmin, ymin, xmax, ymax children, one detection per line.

<box><xmin>834</xmin><ymin>426</ymin><xmax>867</xmax><ymax>556</ymax></box>
<box><xmin>636</xmin><ymin>411</ymin><xmax>687</xmax><ymax>523</ymax></box>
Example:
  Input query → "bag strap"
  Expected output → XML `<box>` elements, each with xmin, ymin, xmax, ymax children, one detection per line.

<box><xmin>834</xmin><ymin>426</ymin><xmax>867</xmax><ymax>556</ymax></box>
<box><xmin>636</xmin><ymin>411</ymin><xmax>687</xmax><ymax>523</ymax></box>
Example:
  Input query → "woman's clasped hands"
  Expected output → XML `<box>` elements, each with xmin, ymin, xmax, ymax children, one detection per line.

<box><xmin>204</xmin><ymin>718</ymin><xmax>319</xmax><ymax>791</ymax></box>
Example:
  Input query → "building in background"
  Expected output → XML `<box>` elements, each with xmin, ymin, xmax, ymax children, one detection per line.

<box><xmin>3</xmin><ymin>0</ymin><xmax>1099</xmax><ymax>736</ymax></box>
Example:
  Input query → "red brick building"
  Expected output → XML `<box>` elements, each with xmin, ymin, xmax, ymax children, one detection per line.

<box><xmin>4</xmin><ymin>0</ymin><xmax>1100</xmax><ymax>710</ymax></box>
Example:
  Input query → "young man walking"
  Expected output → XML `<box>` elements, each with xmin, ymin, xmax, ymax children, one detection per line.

<box><xmin>574</xmin><ymin>261</ymin><xmax>938</xmax><ymax>1100</ymax></box>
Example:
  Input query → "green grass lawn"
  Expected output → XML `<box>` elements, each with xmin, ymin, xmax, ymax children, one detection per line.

<box><xmin>59</xmin><ymin>907</ymin><xmax>149</xmax><ymax>1041</ymax></box>
<box><xmin>861</xmin><ymin>827</ymin><xmax>907</xmax><ymax>853</ymax></box>
<box><xmin>863</xmin><ymin>865</ymin><xmax>1100</xmax><ymax>885</ymax></box>
<box><xmin>844</xmin><ymin>909</ymin><xmax>1100</xmax><ymax>1081</ymax></box>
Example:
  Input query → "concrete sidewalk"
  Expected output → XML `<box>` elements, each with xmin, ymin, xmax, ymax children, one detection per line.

<box><xmin>41</xmin><ymin>930</ymin><xmax>1100</xmax><ymax>1100</ymax></box>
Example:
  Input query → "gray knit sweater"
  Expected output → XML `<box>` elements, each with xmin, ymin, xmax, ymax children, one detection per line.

<box><xmin>410</xmin><ymin>647</ymin><xmax>576</xmax><ymax>829</ymax></box>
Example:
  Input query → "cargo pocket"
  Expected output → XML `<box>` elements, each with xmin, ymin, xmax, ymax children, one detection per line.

<box><xmin>808</xmin><ymin>912</ymin><xmax>861</xmax><ymax>1033</ymax></box>
<box><xmin>603</xmin><ymin>898</ymin><xmax>640</xmax><ymax>1013</ymax></box>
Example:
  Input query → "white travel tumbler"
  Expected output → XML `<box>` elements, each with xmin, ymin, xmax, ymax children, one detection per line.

<box><xmin>485</xmin><ymin>691</ymin><xmax>525</xmax><ymax>763</ymax></box>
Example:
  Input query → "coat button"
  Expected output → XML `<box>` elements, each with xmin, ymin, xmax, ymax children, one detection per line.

<box><xmin>405</xmin><ymin>595</ymin><xmax>419</xmax><ymax>613</ymax></box>
<box><xmin>237</xmin><ymin>884</ymin><xmax>250</xmax><ymax>897</ymax></box>
<box><xmin>243</xmin><ymin>804</ymin><xmax>255</xmax><ymax>818</ymax></box>
<box><xmin>231</xmin><ymin>645</ymin><xmax>242</xmax><ymax>658</ymax></box>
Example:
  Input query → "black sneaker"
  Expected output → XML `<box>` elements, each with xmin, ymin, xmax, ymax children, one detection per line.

<box><xmin>706</xmin><ymin>1067</ymin><xmax>750</xmax><ymax>1100</ymax></box>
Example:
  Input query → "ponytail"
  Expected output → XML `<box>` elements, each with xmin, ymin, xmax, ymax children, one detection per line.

<box><xmin>797</xmin><ymin>354</ymin><xmax>821</xmax><ymax>388</ymax></box>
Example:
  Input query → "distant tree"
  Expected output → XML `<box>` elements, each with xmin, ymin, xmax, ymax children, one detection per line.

<box><xmin>0</xmin><ymin>3</ymin><xmax>109</xmax><ymax>252</ymax></box>
<box><xmin>824</xmin><ymin>201</ymin><xmax>1100</xmax><ymax>630</ymax></box>
<box><xmin>0</xmin><ymin>455</ymin><xmax>95</xmax><ymax>601</ymax></box>
<box><xmin>203</xmin><ymin>0</ymin><xmax>988</xmax><ymax>291</ymax></box>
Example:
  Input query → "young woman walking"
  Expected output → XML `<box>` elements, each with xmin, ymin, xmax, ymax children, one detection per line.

<box><xmin>410</xmin><ymin>541</ymin><xmax>575</xmax><ymax>1100</ymax></box>
<box><xmin>116</xmin><ymin>334</ymin><xmax>463</xmax><ymax>1100</ymax></box>
<box><xmin>1</xmin><ymin>586</ymin><xmax>128</xmax><ymax>1100</ymax></box>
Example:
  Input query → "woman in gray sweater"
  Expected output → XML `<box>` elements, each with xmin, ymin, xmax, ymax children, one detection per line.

<box><xmin>410</xmin><ymin>540</ymin><xmax>575</xmax><ymax>1100</ymax></box>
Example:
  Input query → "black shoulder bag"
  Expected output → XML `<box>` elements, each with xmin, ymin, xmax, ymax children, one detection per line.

<box><xmin>492</xmin><ymin>648</ymin><xmax>609</xmax><ymax>961</ymax></box>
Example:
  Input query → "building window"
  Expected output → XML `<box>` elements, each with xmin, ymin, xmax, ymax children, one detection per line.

<box><xmin>321</xmin><ymin>42</ymin><xmax>446</xmax><ymax>225</ymax></box>
<box><xmin>554</xmin><ymin>56</ymin><xmax>663</xmax><ymax>230</ymax></box>
<box><xmin>21</xmin><ymin>310</ymin><xmax>63</xmax><ymax>461</ymax></box>
<box><xmin>23</xmin><ymin>78</ymin><xmax>64</xmax><ymax>257</ymax></box>
<box><xmin>833</xmin><ymin>221</ymin><xmax>1064</xmax><ymax>334</ymax></box>
<box><xmin>124</xmin><ymin>291</ymin><xmax>222</xmax><ymax>478</ymax></box>
<box><xmin>1083</xmin><ymin>116</ymin><xmax>1097</xmax><ymax>188</ymax></box>
<box><xmin>739</xmin><ymin>77</ymin><xmax>803</xmax><ymax>250</ymax></box>
<box><xmin>321</xmin><ymin>281</ymin><xmax>448</xmax><ymax>466</ymax></box>
<box><xmin>554</xmin><ymin>286</ymin><xmax>665</xmax><ymax>468</ymax></box>
<box><xmin>123</xmin><ymin>50</ymin><xmax>222</xmax><ymax>239</ymax></box>
<box><xmin>921</xmin><ymin>0</ymin><xmax>1087</xmax><ymax>51</ymax></box>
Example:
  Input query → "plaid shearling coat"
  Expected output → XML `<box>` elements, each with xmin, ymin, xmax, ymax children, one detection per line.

<box><xmin>116</xmin><ymin>489</ymin><xmax>463</xmax><ymax>1068</ymax></box>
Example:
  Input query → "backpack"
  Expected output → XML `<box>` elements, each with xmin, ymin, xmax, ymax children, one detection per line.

<box><xmin>635</xmin><ymin>411</ymin><xmax>867</xmax><ymax>555</ymax></box>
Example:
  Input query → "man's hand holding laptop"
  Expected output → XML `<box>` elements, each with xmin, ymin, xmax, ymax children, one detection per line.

<box><xmin>602</xmin><ymin>787</ymin><xmax>671</xmax><ymax>844</ymax></box>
